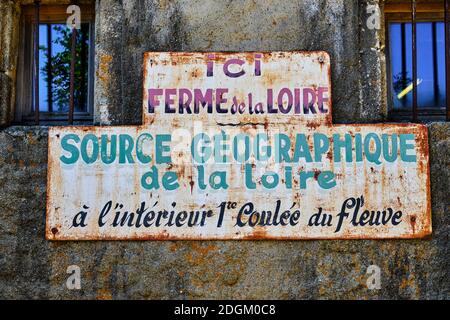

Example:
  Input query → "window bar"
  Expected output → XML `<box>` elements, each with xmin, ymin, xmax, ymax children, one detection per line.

<box><xmin>80</xmin><ymin>25</ymin><xmax>87</xmax><ymax>112</ymax></box>
<box><xmin>68</xmin><ymin>2</ymin><xmax>78</xmax><ymax>125</ymax></box>
<box><xmin>432</xmin><ymin>23</ymin><xmax>439</xmax><ymax>107</ymax></box>
<box><xmin>69</xmin><ymin>29</ymin><xmax>77</xmax><ymax>124</ymax></box>
<box><xmin>446</xmin><ymin>0</ymin><xmax>450</xmax><ymax>121</ymax></box>
<box><xmin>33</xmin><ymin>1</ymin><xmax>40</xmax><ymax>124</ymax></box>
<box><xmin>401</xmin><ymin>23</ymin><xmax>407</xmax><ymax>109</ymax></box>
<box><xmin>47</xmin><ymin>24</ymin><xmax>53</xmax><ymax>112</ymax></box>
<box><xmin>411</xmin><ymin>0</ymin><xmax>418</xmax><ymax>122</ymax></box>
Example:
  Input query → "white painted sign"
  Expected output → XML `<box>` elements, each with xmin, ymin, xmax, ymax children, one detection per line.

<box><xmin>46</xmin><ymin>52</ymin><xmax>431</xmax><ymax>240</ymax></box>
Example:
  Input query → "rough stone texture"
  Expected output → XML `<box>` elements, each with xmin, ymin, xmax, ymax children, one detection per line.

<box><xmin>0</xmin><ymin>0</ymin><xmax>20</xmax><ymax>127</ymax></box>
<box><xmin>0</xmin><ymin>0</ymin><xmax>449</xmax><ymax>299</ymax></box>
<box><xmin>0</xmin><ymin>73</ymin><xmax>13</xmax><ymax>127</ymax></box>
<box><xmin>94</xmin><ymin>0</ymin><xmax>386</xmax><ymax>125</ymax></box>
<box><xmin>0</xmin><ymin>123</ymin><xmax>448</xmax><ymax>299</ymax></box>
<box><xmin>0</xmin><ymin>126</ymin><xmax>49</xmax><ymax>299</ymax></box>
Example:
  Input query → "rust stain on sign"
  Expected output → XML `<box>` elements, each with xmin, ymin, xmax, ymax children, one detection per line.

<box><xmin>46</xmin><ymin>52</ymin><xmax>431</xmax><ymax>240</ymax></box>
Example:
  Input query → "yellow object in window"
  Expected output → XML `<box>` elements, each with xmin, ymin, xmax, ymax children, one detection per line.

<box><xmin>397</xmin><ymin>79</ymin><xmax>423</xmax><ymax>99</ymax></box>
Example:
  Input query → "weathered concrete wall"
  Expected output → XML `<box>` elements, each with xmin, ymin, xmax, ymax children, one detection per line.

<box><xmin>94</xmin><ymin>0</ymin><xmax>387</xmax><ymax>125</ymax></box>
<box><xmin>1</xmin><ymin>0</ymin><xmax>387</xmax><ymax>125</ymax></box>
<box><xmin>0</xmin><ymin>123</ymin><xmax>448</xmax><ymax>299</ymax></box>
<box><xmin>0</xmin><ymin>0</ymin><xmax>448</xmax><ymax>299</ymax></box>
<box><xmin>0</xmin><ymin>0</ymin><xmax>20</xmax><ymax>127</ymax></box>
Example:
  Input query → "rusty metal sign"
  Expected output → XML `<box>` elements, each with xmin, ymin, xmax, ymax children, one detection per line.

<box><xmin>46</xmin><ymin>52</ymin><xmax>431</xmax><ymax>240</ymax></box>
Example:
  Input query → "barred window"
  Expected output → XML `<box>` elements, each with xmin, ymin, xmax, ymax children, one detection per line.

<box><xmin>15</xmin><ymin>4</ymin><xmax>94</xmax><ymax>125</ymax></box>
<box><xmin>385</xmin><ymin>0</ymin><xmax>450</xmax><ymax>122</ymax></box>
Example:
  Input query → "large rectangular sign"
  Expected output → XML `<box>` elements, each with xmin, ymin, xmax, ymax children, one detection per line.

<box><xmin>46</xmin><ymin>52</ymin><xmax>431</xmax><ymax>240</ymax></box>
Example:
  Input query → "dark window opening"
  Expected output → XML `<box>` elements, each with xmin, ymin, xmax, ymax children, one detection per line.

<box><xmin>15</xmin><ymin>5</ymin><xmax>94</xmax><ymax>125</ymax></box>
<box><xmin>385</xmin><ymin>0</ymin><xmax>450</xmax><ymax>122</ymax></box>
<box><xmin>38</xmin><ymin>23</ymin><xmax>90</xmax><ymax>113</ymax></box>
<box><xmin>389</xmin><ymin>22</ymin><xmax>446</xmax><ymax>111</ymax></box>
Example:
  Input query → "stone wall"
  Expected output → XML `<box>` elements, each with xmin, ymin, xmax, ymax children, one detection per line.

<box><xmin>0</xmin><ymin>0</ymin><xmax>388</xmax><ymax>126</ymax></box>
<box><xmin>93</xmin><ymin>0</ymin><xmax>387</xmax><ymax>125</ymax></box>
<box><xmin>0</xmin><ymin>0</ymin><xmax>448</xmax><ymax>299</ymax></box>
<box><xmin>0</xmin><ymin>0</ymin><xmax>20</xmax><ymax>127</ymax></box>
<box><xmin>0</xmin><ymin>123</ymin><xmax>448</xmax><ymax>299</ymax></box>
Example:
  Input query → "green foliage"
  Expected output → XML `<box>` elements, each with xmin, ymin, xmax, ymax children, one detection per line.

<box><xmin>40</xmin><ymin>24</ymin><xmax>89</xmax><ymax>112</ymax></box>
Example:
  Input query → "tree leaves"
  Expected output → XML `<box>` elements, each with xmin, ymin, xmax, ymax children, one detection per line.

<box><xmin>40</xmin><ymin>24</ymin><xmax>89</xmax><ymax>112</ymax></box>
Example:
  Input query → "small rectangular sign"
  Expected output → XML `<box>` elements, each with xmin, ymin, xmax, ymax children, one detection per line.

<box><xmin>142</xmin><ymin>52</ymin><xmax>332</xmax><ymax>126</ymax></box>
<box><xmin>46</xmin><ymin>52</ymin><xmax>431</xmax><ymax>240</ymax></box>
